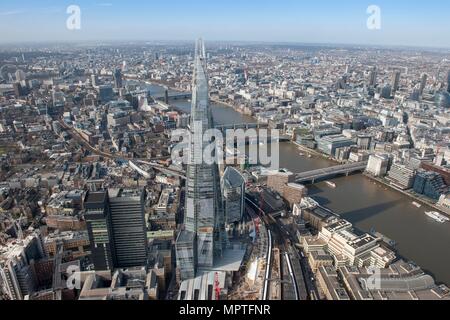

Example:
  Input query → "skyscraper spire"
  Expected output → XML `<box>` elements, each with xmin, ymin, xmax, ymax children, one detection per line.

<box><xmin>176</xmin><ymin>39</ymin><xmax>225</xmax><ymax>280</ymax></box>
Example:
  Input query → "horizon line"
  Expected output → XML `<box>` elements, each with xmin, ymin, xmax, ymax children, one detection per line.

<box><xmin>1</xmin><ymin>39</ymin><xmax>450</xmax><ymax>52</ymax></box>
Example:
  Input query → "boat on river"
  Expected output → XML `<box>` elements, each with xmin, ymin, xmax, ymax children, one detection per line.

<box><xmin>325</xmin><ymin>181</ymin><xmax>336</xmax><ymax>188</ymax></box>
<box><xmin>412</xmin><ymin>202</ymin><xmax>422</xmax><ymax>208</ymax></box>
<box><xmin>425</xmin><ymin>211</ymin><xmax>449</xmax><ymax>223</ymax></box>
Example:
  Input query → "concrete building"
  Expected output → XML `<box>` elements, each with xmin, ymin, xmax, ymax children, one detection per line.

<box><xmin>317</xmin><ymin>219</ymin><xmax>396</xmax><ymax>268</ymax></box>
<box><xmin>44</xmin><ymin>231</ymin><xmax>89</xmax><ymax>258</ymax></box>
<box><xmin>283</xmin><ymin>183</ymin><xmax>308</xmax><ymax>208</ymax></box>
<box><xmin>0</xmin><ymin>232</ymin><xmax>46</xmax><ymax>300</ymax></box>
<box><xmin>317</xmin><ymin>134</ymin><xmax>356</xmax><ymax>157</ymax></box>
<box><xmin>107</xmin><ymin>111</ymin><xmax>130</xmax><ymax>128</ymax></box>
<box><xmin>78</xmin><ymin>268</ymin><xmax>159</xmax><ymax>300</ymax></box>
<box><xmin>316</xmin><ymin>266</ymin><xmax>351</xmax><ymax>300</ymax></box>
<box><xmin>339</xmin><ymin>261</ymin><xmax>450</xmax><ymax>300</ymax></box>
<box><xmin>357</xmin><ymin>135</ymin><xmax>372</xmax><ymax>150</ymax></box>
<box><xmin>438</xmin><ymin>194</ymin><xmax>450</xmax><ymax>215</ymax></box>
<box><xmin>267</xmin><ymin>169</ymin><xmax>295</xmax><ymax>195</ymax></box>
<box><xmin>366</xmin><ymin>154</ymin><xmax>390</xmax><ymax>177</ymax></box>
<box><xmin>387</xmin><ymin>163</ymin><xmax>416</xmax><ymax>190</ymax></box>
<box><xmin>308</xmin><ymin>250</ymin><xmax>334</xmax><ymax>272</ymax></box>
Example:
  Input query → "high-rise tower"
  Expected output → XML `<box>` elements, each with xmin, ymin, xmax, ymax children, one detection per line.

<box><xmin>419</xmin><ymin>73</ymin><xmax>428</xmax><ymax>96</ymax></box>
<box><xmin>113</xmin><ymin>68</ymin><xmax>123</xmax><ymax>89</ymax></box>
<box><xmin>176</xmin><ymin>39</ymin><xmax>225</xmax><ymax>280</ymax></box>
<box><xmin>221</xmin><ymin>167</ymin><xmax>246</xmax><ymax>225</ymax></box>
<box><xmin>391</xmin><ymin>70</ymin><xmax>401</xmax><ymax>93</ymax></box>
<box><xmin>369</xmin><ymin>67</ymin><xmax>377</xmax><ymax>87</ymax></box>
<box><xmin>85</xmin><ymin>189</ymin><xmax>148</xmax><ymax>271</ymax></box>
<box><xmin>108</xmin><ymin>189</ymin><xmax>148</xmax><ymax>269</ymax></box>
<box><xmin>84</xmin><ymin>191</ymin><xmax>114</xmax><ymax>271</ymax></box>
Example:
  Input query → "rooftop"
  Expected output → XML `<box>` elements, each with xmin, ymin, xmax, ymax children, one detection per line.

<box><xmin>85</xmin><ymin>191</ymin><xmax>107</xmax><ymax>204</ymax></box>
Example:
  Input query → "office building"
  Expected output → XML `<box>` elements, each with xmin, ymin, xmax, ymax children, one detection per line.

<box><xmin>98</xmin><ymin>85</ymin><xmax>114</xmax><ymax>104</ymax></box>
<box><xmin>107</xmin><ymin>110</ymin><xmax>130</xmax><ymax>128</ymax></box>
<box><xmin>52</xmin><ymin>90</ymin><xmax>65</xmax><ymax>107</ymax></box>
<box><xmin>78</xmin><ymin>268</ymin><xmax>160</xmax><ymax>300</ymax></box>
<box><xmin>391</xmin><ymin>70</ymin><xmax>401</xmax><ymax>93</ymax></box>
<box><xmin>176</xmin><ymin>39</ymin><xmax>226</xmax><ymax>280</ymax></box>
<box><xmin>339</xmin><ymin>261</ymin><xmax>450</xmax><ymax>300</ymax></box>
<box><xmin>175</xmin><ymin>231</ymin><xmax>196</xmax><ymax>281</ymax></box>
<box><xmin>283</xmin><ymin>183</ymin><xmax>308</xmax><ymax>208</ymax></box>
<box><xmin>366</xmin><ymin>154</ymin><xmax>390</xmax><ymax>177</ymax></box>
<box><xmin>0</xmin><ymin>232</ymin><xmax>46</xmax><ymax>300</ymax></box>
<box><xmin>421</xmin><ymin>162</ymin><xmax>450</xmax><ymax>185</ymax></box>
<box><xmin>381</xmin><ymin>85</ymin><xmax>392</xmax><ymax>99</ymax></box>
<box><xmin>357</xmin><ymin>135</ymin><xmax>372</xmax><ymax>151</ymax></box>
<box><xmin>108</xmin><ymin>189</ymin><xmax>148</xmax><ymax>269</ymax></box>
<box><xmin>387</xmin><ymin>163</ymin><xmax>416</xmax><ymax>190</ymax></box>
<box><xmin>91</xmin><ymin>74</ymin><xmax>98</xmax><ymax>87</ymax></box>
<box><xmin>435</xmin><ymin>91</ymin><xmax>450</xmax><ymax>109</ymax></box>
<box><xmin>419</xmin><ymin>73</ymin><xmax>428</xmax><ymax>96</ymax></box>
<box><xmin>413</xmin><ymin>170</ymin><xmax>448</xmax><ymax>200</ymax></box>
<box><xmin>221</xmin><ymin>167</ymin><xmax>245</xmax><ymax>224</ymax></box>
<box><xmin>316</xmin><ymin>267</ymin><xmax>351</xmax><ymax>300</ymax></box>
<box><xmin>85</xmin><ymin>189</ymin><xmax>148</xmax><ymax>271</ymax></box>
<box><xmin>84</xmin><ymin>191</ymin><xmax>114</xmax><ymax>271</ymax></box>
<box><xmin>369</xmin><ymin>68</ymin><xmax>377</xmax><ymax>87</ymax></box>
<box><xmin>313</xmin><ymin>127</ymin><xmax>342</xmax><ymax>140</ymax></box>
<box><xmin>13</xmin><ymin>82</ymin><xmax>26</xmax><ymax>98</ymax></box>
<box><xmin>438</xmin><ymin>194</ymin><xmax>450</xmax><ymax>215</ymax></box>
<box><xmin>267</xmin><ymin>169</ymin><xmax>295</xmax><ymax>195</ymax></box>
<box><xmin>317</xmin><ymin>134</ymin><xmax>356</xmax><ymax>157</ymax></box>
<box><xmin>113</xmin><ymin>68</ymin><xmax>123</xmax><ymax>89</ymax></box>
<box><xmin>410</xmin><ymin>89</ymin><xmax>421</xmax><ymax>101</ymax></box>
<box><xmin>15</xmin><ymin>70</ymin><xmax>26</xmax><ymax>82</ymax></box>
<box><xmin>318</xmin><ymin>219</ymin><xmax>396</xmax><ymax>268</ymax></box>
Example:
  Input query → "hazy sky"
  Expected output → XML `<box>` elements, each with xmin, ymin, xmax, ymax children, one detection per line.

<box><xmin>1</xmin><ymin>0</ymin><xmax>450</xmax><ymax>48</ymax></box>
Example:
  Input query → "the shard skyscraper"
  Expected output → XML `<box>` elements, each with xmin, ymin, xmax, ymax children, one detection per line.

<box><xmin>176</xmin><ymin>39</ymin><xmax>225</xmax><ymax>281</ymax></box>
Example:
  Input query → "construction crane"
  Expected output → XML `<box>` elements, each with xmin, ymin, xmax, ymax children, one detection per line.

<box><xmin>254</xmin><ymin>218</ymin><xmax>260</xmax><ymax>235</ymax></box>
<box><xmin>214</xmin><ymin>272</ymin><xmax>221</xmax><ymax>301</ymax></box>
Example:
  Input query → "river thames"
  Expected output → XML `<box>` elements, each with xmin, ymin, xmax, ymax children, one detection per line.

<box><xmin>147</xmin><ymin>83</ymin><xmax>450</xmax><ymax>285</ymax></box>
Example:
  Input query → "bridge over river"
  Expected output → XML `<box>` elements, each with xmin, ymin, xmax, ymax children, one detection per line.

<box><xmin>295</xmin><ymin>161</ymin><xmax>368</xmax><ymax>184</ymax></box>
